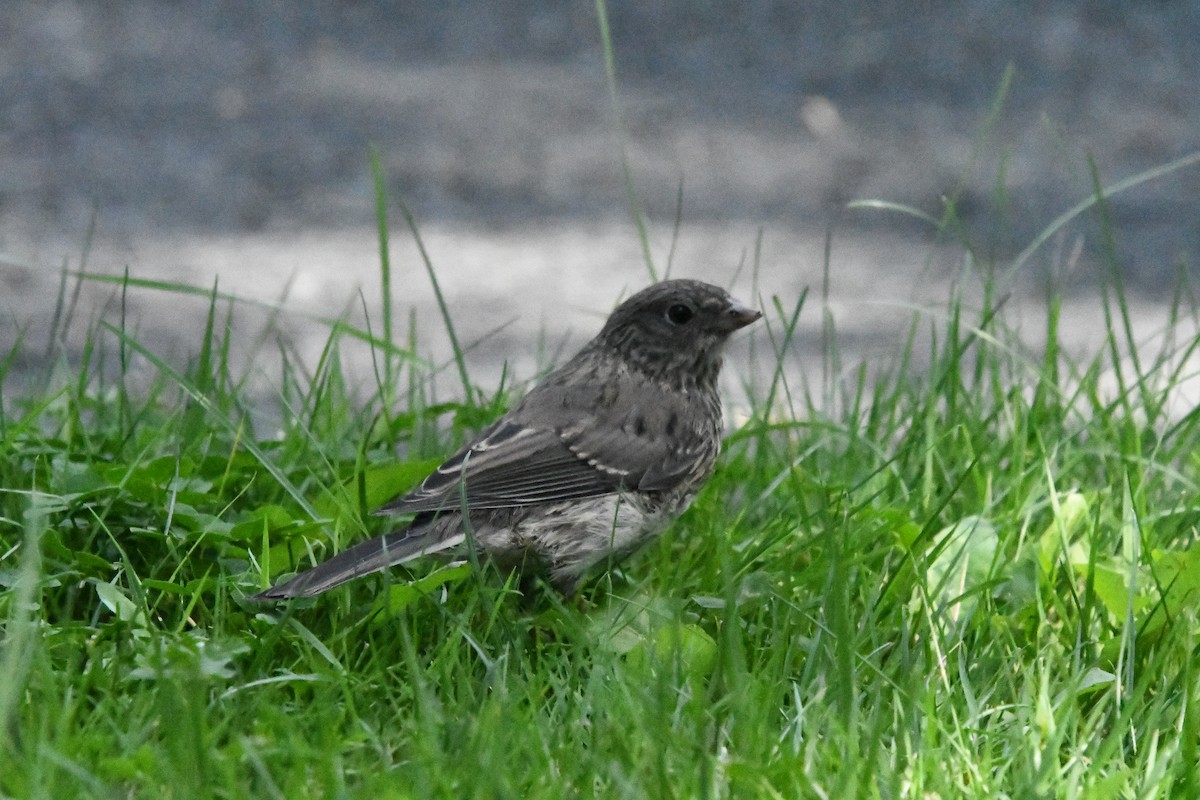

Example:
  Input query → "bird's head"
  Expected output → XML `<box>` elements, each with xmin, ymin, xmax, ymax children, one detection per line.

<box><xmin>596</xmin><ymin>279</ymin><xmax>761</xmax><ymax>386</ymax></box>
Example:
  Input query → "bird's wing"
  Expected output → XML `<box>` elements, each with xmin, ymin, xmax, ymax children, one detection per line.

<box><xmin>564</xmin><ymin>388</ymin><xmax>718</xmax><ymax>493</ymax></box>
<box><xmin>377</xmin><ymin>418</ymin><xmax>625</xmax><ymax>514</ymax></box>
<box><xmin>379</xmin><ymin>366</ymin><xmax>716</xmax><ymax>515</ymax></box>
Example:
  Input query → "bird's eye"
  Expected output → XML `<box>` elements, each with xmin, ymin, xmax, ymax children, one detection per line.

<box><xmin>666</xmin><ymin>303</ymin><xmax>694</xmax><ymax>325</ymax></box>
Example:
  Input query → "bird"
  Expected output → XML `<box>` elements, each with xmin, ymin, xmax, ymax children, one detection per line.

<box><xmin>250</xmin><ymin>279</ymin><xmax>761</xmax><ymax>600</ymax></box>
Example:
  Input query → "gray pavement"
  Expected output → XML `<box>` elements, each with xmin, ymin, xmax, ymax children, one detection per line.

<box><xmin>2</xmin><ymin>2</ymin><xmax>1199</xmax><ymax>415</ymax></box>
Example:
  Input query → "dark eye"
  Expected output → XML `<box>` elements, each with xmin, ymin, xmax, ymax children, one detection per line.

<box><xmin>666</xmin><ymin>303</ymin><xmax>694</xmax><ymax>325</ymax></box>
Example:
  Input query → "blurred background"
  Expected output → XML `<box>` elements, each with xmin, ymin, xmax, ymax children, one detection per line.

<box><xmin>2</xmin><ymin>1</ymin><xmax>1199</xmax><ymax>406</ymax></box>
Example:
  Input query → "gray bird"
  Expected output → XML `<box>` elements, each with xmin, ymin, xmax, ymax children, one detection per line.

<box><xmin>251</xmin><ymin>279</ymin><xmax>760</xmax><ymax>600</ymax></box>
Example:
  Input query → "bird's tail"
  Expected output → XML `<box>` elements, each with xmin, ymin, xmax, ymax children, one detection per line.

<box><xmin>249</xmin><ymin>528</ymin><xmax>466</xmax><ymax>600</ymax></box>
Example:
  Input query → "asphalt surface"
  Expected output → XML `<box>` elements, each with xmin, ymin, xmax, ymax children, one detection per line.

<box><xmin>2</xmin><ymin>2</ymin><xmax>1199</xmax><ymax>414</ymax></box>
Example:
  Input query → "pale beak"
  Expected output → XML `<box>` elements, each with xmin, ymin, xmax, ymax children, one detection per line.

<box><xmin>721</xmin><ymin>297</ymin><xmax>762</xmax><ymax>332</ymax></box>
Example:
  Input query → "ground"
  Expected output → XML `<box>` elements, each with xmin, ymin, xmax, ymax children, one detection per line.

<box><xmin>2</xmin><ymin>1</ymin><xmax>1199</xmax><ymax>403</ymax></box>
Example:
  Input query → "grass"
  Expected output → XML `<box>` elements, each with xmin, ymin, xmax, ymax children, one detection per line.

<box><xmin>5</xmin><ymin>163</ymin><xmax>1200</xmax><ymax>797</ymax></box>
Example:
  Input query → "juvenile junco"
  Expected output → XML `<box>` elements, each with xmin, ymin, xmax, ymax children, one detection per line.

<box><xmin>252</xmin><ymin>279</ymin><xmax>760</xmax><ymax>600</ymax></box>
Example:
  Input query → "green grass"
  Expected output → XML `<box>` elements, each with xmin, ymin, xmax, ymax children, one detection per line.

<box><xmin>5</xmin><ymin>165</ymin><xmax>1200</xmax><ymax>798</ymax></box>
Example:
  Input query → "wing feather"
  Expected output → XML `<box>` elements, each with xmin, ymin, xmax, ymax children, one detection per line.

<box><xmin>377</xmin><ymin>420</ymin><xmax>621</xmax><ymax>514</ymax></box>
<box><xmin>376</xmin><ymin>370</ymin><xmax>718</xmax><ymax>517</ymax></box>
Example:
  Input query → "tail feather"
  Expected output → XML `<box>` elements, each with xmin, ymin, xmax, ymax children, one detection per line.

<box><xmin>249</xmin><ymin>528</ymin><xmax>466</xmax><ymax>600</ymax></box>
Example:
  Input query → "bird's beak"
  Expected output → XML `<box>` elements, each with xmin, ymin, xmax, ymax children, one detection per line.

<box><xmin>722</xmin><ymin>298</ymin><xmax>762</xmax><ymax>332</ymax></box>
